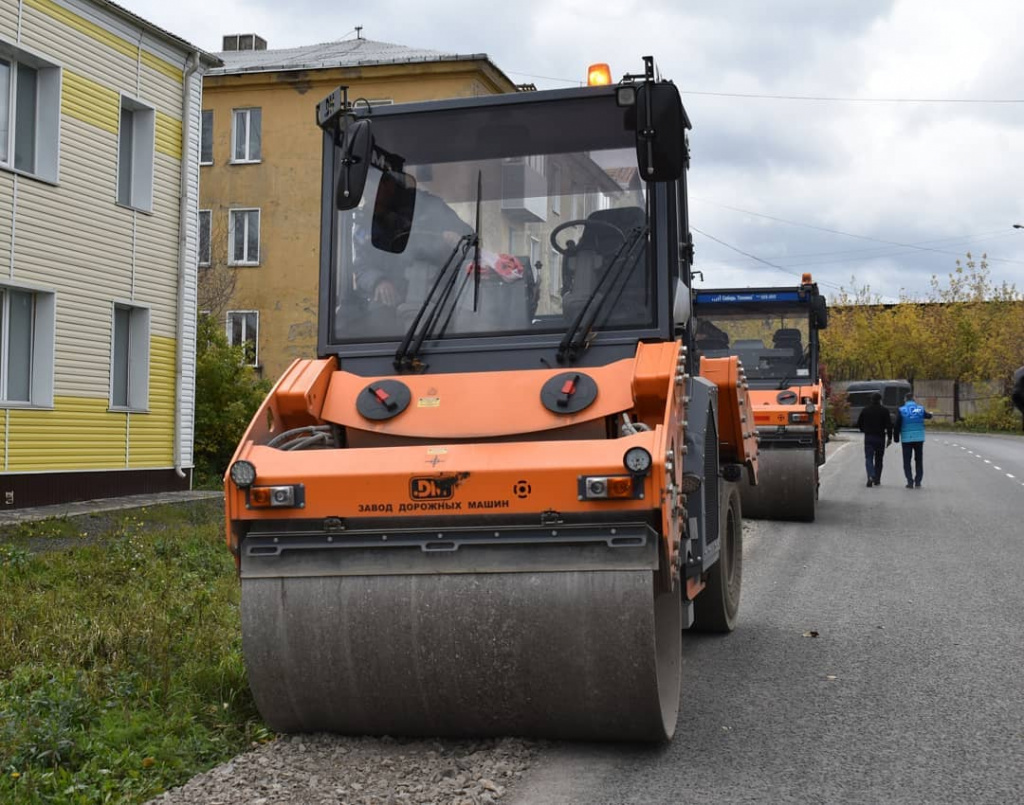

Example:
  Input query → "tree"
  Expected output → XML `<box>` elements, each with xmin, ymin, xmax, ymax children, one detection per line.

<box><xmin>193</xmin><ymin>314</ymin><xmax>271</xmax><ymax>486</ymax></box>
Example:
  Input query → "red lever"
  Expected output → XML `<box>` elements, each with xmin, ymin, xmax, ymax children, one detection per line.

<box><xmin>560</xmin><ymin>378</ymin><xmax>577</xmax><ymax>396</ymax></box>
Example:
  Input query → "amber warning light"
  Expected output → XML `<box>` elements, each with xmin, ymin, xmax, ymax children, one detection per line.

<box><xmin>587</xmin><ymin>63</ymin><xmax>612</xmax><ymax>86</ymax></box>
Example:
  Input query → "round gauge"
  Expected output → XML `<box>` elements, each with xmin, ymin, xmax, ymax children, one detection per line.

<box><xmin>623</xmin><ymin>447</ymin><xmax>653</xmax><ymax>475</ymax></box>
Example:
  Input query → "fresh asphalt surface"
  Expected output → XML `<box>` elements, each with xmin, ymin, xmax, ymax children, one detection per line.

<box><xmin>510</xmin><ymin>430</ymin><xmax>1024</xmax><ymax>805</ymax></box>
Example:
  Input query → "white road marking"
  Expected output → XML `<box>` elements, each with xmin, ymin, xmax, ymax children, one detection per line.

<box><xmin>1008</xmin><ymin>474</ymin><xmax>1016</xmax><ymax>479</ymax></box>
<box><xmin>994</xmin><ymin>466</ymin><xmax>1002</xmax><ymax>471</ymax></box>
<box><xmin>984</xmin><ymin>459</ymin><xmax>992</xmax><ymax>464</ymax></box>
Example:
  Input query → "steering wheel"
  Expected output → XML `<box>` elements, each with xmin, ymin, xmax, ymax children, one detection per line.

<box><xmin>549</xmin><ymin>218</ymin><xmax>626</xmax><ymax>256</ymax></box>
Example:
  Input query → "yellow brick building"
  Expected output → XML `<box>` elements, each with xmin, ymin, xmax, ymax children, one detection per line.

<box><xmin>0</xmin><ymin>0</ymin><xmax>217</xmax><ymax>507</ymax></box>
<box><xmin>199</xmin><ymin>34</ymin><xmax>517</xmax><ymax>379</ymax></box>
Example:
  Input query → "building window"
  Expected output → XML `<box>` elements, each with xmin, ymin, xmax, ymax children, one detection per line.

<box><xmin>226</xmin><ymin>310</ymin><xmax>258</xmax><ymax>366</ymax></box>
<box><xmin>198</xmin><ymin>210</ymin><xmax>211</xmax><ymax>266</ymax></box>
<box><xmin>549</xmin><ymin>246</ymin><xmax>561</xmax><ymax>301</ymax></box>
<box><xmin>200</xmin><ymin>109</ymin><xmax>213</xmax><ymax>165</ymax></box>
<box><xmin>0</xmin><ymin>285</ymin><xmax>54</xmax><ymax>407</ymax></box>
<box><xmin>0</xmin><ymin>45</ymin><xmax>60</xmax><ymax>182</ymax></box>
<box><xmin>232</xmin><ymin>107</ymin><xmax>261</xmax><ymax>163</ymax></box>
<box><xmin>110</xmin><ymin>304</ymin><xmax>150</xmax><ymax>411</ymax></box>
<box><xmin>228</xmin><ymin>208</ymin><xmax>260</xmax><ymax>265</ymax></box>
<box><xmin>117</xmin><ymin>96</ymin><xmax>155</xmax><ymax>211</ymax></box>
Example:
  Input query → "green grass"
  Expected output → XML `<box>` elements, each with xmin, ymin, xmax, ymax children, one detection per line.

<box><xmin>0</xmin><ymin>502</ymin><xmax>270</xmax><ymax>804</ymax></box>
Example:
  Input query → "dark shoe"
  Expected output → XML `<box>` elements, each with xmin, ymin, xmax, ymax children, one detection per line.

<box><xmin>906</xmin><ymin>482</ymin><xmax>914</xmax><ymax>489</ymax></box>
<box><xmin>874</xmin><ymin>478</ymin><xmax>881</xmax><ymax>486</ymax></box>
<box><xmin>914</xmin><ymin>481</ymin><xmax>921</xmax><ymax>488</ymax></box>
<box><xmin>866</xmin><ymin>479</ymin><xmax>873</xmax><ymax>487</ymax></box>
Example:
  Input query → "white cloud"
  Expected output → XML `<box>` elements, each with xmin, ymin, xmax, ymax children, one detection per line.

<box><xmin>121</xmin><ymin>0</ymin><xmax>1024</xmax><ymax>298</ymax></box>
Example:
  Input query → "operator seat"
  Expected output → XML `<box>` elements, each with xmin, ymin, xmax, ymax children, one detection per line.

<box><xmin>773</xmin><ymin>328</ymin><xmax>804</xmax><ymax>363</ymax></box>
<box><xmin>562</xmin><ymin>206</ymin><xmax>646</xmax><ymax>323</ymax></box>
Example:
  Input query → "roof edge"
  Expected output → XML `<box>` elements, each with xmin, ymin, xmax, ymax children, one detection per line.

<box><xmin>209</xmin><ymin>51</ymin><xmax>507</xmax><ymax>78</ymax></box>
<box><xmin>92</xmin><ymin>0</ymin><xmax>222</xmax><ymax>66</ymax></box>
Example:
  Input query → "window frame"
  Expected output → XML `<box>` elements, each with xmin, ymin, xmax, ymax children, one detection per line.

<box><xmin>200</xmin><ymin>109</ymin><xmax>213</xmax><ymax>165</ymax></box>
<box><xmin>198</xmin><ymin>209</ymin><xmax>211</xmax><ymax>267</ymax></box>
<box><xmin>226</xmin><ymin>309</ymin><xmax>259</xmax><ymax>367</ymax></box>
<box><xmin>231</xmin><ymin>107</ymin><xmax>262</xmax><ymax>164</ymax></box>
<box><xmin>228</xmin><ymin>207</ymin><xmax>261</xmax><ymax>266</ymax></box>
<box><xmin>0</xmin><ymin>39</ymin><xmax>61</xmax><ymax>184</ymax></box>
<box><xmin>0</xmin><ymin>282</ymin><xmax>55</xmax><ymax>409</ymax></box>
<box><xmin>108</xmin><ymin>302</ymin><xmax>150</xmax><ymax>412</ymax></box>
<box><xmin>116</xmin><ymin>94</ymin><xmax>156</xmax><ymax>212</ymax></box>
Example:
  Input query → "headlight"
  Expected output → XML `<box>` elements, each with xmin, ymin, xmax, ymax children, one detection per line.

<box><xmin>623</xmin><ymin>447</ymin><xmax>652</xmax><ymax>475</ymax></box>
<box><xmin>230</xmin><ymin>460</ymin><xmax>257</xmax><ymax>488</ymax></box>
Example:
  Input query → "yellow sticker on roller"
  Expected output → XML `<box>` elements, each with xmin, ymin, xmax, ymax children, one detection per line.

<box><xmin>427</xmin><ymin>447</ymin><xmax>448</xmax><ymax>455</ymax></box>
<box><xmin>418</xmin><ymin>396</ymin><xmax>441</xmax><ymax>408</ymax></box>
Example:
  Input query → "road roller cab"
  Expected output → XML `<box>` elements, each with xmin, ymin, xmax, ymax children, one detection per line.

<box><xmin>693</xmin><ymin>276</ymin><xmax>828</xmax><ymax>521</ymax></box>
<box><xmin>225</xmin><ymin>58</ymin><xmax>756</xmax><ymax>742</ymax></box>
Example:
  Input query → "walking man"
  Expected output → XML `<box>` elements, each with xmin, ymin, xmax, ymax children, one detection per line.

<box><xmin>894</xmin><ymin>391</ymin><xmax>933</xmax><ymax>489</ymax></box>
<box><xmin>856</xmin><ymin>391</ymin><xmax>893</xmax><ymax>487</ymax></box>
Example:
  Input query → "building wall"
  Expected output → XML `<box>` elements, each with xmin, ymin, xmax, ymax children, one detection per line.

<box><xmin>0</xmin><ymin>0</ymin><xmax>202</xmax><ymax>505</ymax></box>
<box><xmin>201</xmin><ymin>60</ymin><xmax>516</xmax><ymax>380</ymax></box>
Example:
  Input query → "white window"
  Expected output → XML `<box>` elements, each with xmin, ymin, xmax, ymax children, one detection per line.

<box><xmin>0</xmin><ymin>285</ymin><xmax>54</xmax><ymax>407</ymax></box>
<box><xmin>198</xmin><ymin>209</ymin><xmax>211</xmax><ymax>266</ymax></box>
<box><xmin>226</xmin><ymin>310</ymin><xmax>258</xmax><ymax>366</ymax></box>
<box><xmin>529</xmin><ymin>236</ymin><xmax>540</xmax><ymax>269</ymax></box>
<box><xmin>0</xmin><ymin>43</ymin><xmax>60</xmax><ymax>183</ymax></box>
<box><xmin>228</xmin><ymin>208</ymin><xmax>260</xmax><ymax>265</ymax></box>
<box><xmin>551</xmin><ymin>163</ymin><xmax>561</xmax><ymax>215</ymax></box>
<box><xmin>110</xmin><ymin>303</ymin><xmax>150</xmax><ymax>411</ymax></box>
<box><xmin>117</xmin><ymin>96</ymin><xmax>155</xmax><ymax>211</ymax></box>
<box><xmin>232</xmin><ymin>107</ymin><xmax>261</xmax><ymax>163</ymax></box>
<box><xmin>200</xmin><ymin>109</ymin><xmax>213</xmax><ymax>165</ymax></box>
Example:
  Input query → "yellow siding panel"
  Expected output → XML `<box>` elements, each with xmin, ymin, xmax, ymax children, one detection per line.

<box><xmin>156</xmin><ymin>111</ymin><xmax>182</xmax><ymax>159</ymax></box>
<box><xmin>62</xmin><ymin>70</ymin><xmax>120</xmax><ymax>135</ymax></box>
<box><xmin>141</xmin><ymin>49</ymin><xmax>181</xmax><ymax>84</ymax></box>
<box><xmin>8</xmin><ymin>397</ymin><xmax>127</xmax><ymax>471</ymax></box>
<box><xmin>128</xmin><ymin>335</ymin><xmax>175</xmax><ymax>467</ymax></box>
<box><xmin>25</xmin><ymin>0</ymin><xmax>137</xmax><ymax>60</ymax></box>
<box><xmin>0</xmin><ymin>409</ymin><xmax>7</xmax><ymax>471</ymax></box>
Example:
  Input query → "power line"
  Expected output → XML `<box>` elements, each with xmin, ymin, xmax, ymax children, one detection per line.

<box><xmin>693</xmin><ymin>199</ymin><xmax>1024</xmax><ymax>266</ymax></box>
<box><xmin>503</xmin><ymin>70</ymin><xmax>1024</xmax><ymax>104</ymax></box>
<box><xmin>691</xmin><ymin>227</ymin><xmax>844</xmax><ymax>290</ymax></box>
<box><xmin>681</xmin><ymin>89</ymin><xmax>1024</xmax><ymax>104</ymax></box>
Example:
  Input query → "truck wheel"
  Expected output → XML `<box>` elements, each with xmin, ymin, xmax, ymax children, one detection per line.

<box><xmin>692</xmin><ymin>481</ymin><xmax>743</xmax><ymax>633</ymax></box>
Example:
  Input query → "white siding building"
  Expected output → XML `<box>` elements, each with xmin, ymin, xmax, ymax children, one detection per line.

<box><xmin>0</xmin><ymin>0</ymin><xmax>218</xmax><ymax>507</ymax></box>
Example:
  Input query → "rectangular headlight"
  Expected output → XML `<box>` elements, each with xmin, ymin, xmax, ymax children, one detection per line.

<box><xmin>247</xmin><ymin>484</ymin><xmax>305</xmax><ymax>509</ymax></box>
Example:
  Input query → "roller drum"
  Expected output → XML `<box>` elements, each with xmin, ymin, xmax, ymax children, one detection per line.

<box><xmin>741</xmin><ymin>447</ymin><xmax>817</xmax><ymax>521</ymax></box>
<box><xmin>242</xmin><ymin>568</ymin><xmax>681</xmax><ymax>741</ymax></box>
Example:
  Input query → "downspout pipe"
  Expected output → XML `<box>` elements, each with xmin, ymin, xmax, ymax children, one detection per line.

<box><xmin>175</xmin><ymin>51</ymin><xmax>201</xmax><ymax>480</ymax></box>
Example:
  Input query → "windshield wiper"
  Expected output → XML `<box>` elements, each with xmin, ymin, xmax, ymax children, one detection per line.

<box><xmin>394</xmin><ymin>234</ymin><xmax>473</xmax><ymax>371</ymax></box>
<box><xmin>557</xmin><ymin>225</ymin><xmax>648</xmax><ymax>363</ymax></box>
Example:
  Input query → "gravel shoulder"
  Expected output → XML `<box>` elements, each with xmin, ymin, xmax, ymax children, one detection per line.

<box><xmin>147</xmin><ymin>735</ymin><xmax>535</xmax><ymax>805</ymax></box>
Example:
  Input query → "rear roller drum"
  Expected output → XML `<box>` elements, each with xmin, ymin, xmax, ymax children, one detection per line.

<box><xmin>242</xmin><ymin>568</ymin><xmax>681</xmax><ymax>741</ymax></box>
<box><xmin>740</xmin><ymin>447</ymin><xmax>817</xmax><ymax>522</ymax></box>
<box><xmin>693</xmin><ymin>480</ymin><xmax>743</xmax><ymax>633</ymax></box>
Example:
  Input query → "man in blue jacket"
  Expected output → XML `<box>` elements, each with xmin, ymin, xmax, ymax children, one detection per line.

<box><xmin>894</xmin><ymin>392</ymin><xmax>933</xmax><ymax>489</ymax></box>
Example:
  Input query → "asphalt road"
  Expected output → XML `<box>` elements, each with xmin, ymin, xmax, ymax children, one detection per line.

<box><xmin>510</xmin><ymin>430</ymin><xmax>1024</xmax><ymax>805</ymax></box>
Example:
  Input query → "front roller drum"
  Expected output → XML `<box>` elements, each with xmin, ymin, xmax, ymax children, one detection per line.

<box><xmin>242</xmin><ymin>568</ymin><xmax>681</xmax><ymax>741</ymax></box>
<box><xmin>741</xmin><ymin>447</ymin><xmax>818</xmax><ymax>521</ymax></box>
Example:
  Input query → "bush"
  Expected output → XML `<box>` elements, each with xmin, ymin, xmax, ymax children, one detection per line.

<box><xmin>958</xmin><ymin>396</ymin><xmax>1023</xmax><ymax>433</ymax></box>
<box><xmin>193</xmin><ymin>316</ymin><xmax>271</xmax><ymax>488</ymax></box>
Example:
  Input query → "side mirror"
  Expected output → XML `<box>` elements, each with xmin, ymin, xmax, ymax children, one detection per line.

<box><xmin>813</xmin><ymin>296</ymin><xmax>829</xmax><ymax>329</ymax></box>
<box><xmin>371</xmin><ymin>170</ymin><xmax>418</xmax><ymax>254</ymax></box>
<box><xmin>635</xmin><ymin>82</ymin><xmax>686</xmax><ymax>182</ymax></box>
<box><xmin>336</xmin><ymin>119</ymin><xmax>373</xmax><ymax>211</ymax></box>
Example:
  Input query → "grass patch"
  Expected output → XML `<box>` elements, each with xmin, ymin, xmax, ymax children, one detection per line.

<box><xmin>0</xmin><ymin>504</ymin><xmax>269</xmax><ymax>804</ymax></box>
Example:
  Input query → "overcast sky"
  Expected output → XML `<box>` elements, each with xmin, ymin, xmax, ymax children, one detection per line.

<box><xmin>123</xmin><ymin>0</ymin><xmax>1024</xmax><ymax>301</ymax></box>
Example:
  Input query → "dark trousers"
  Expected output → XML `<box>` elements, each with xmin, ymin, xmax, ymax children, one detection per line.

<box><xmin>902</xmin><ymin>441</ymin><xmax>924</xmax><ymax>484</ymax></box>
<box><xmin>864</xmin><ymin>435</ymin><xmax>885</xmax><ymax>482</ymax></box>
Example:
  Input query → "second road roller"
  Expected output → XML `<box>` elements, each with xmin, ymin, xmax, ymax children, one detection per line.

<box><xmin>693</xmin><ymin>278</ymin><xmax>829</xmax><ymax>521</ymax></box>
<box><xmin>224</xmin><ymin>58</ymin><xmax>758</xmax><ymax>741</ymax></box>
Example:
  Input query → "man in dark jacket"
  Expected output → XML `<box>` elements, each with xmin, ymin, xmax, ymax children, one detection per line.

<box><xmin>856</xmin><ymin>392</ymin><xmax>893</xmax><ymax>487</ymax></box>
